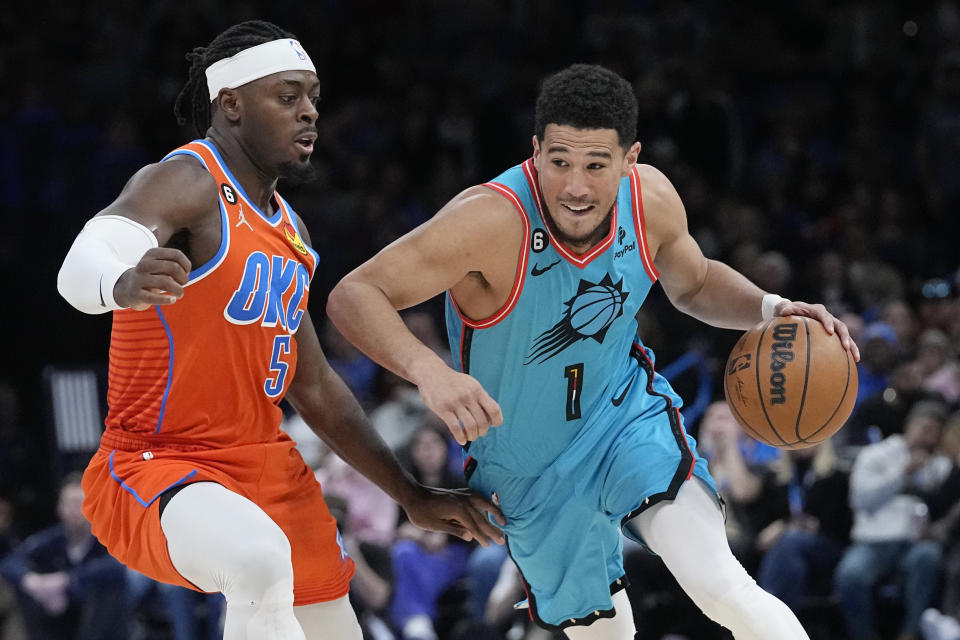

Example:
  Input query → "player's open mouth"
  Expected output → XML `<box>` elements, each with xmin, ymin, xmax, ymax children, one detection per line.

<box><xmin>562</xmin><ymin>202</ymin><xmax>594</xmax><ymax>215</ymax></box>
<box><xmin>294</xmin><ymin>133</ymin><xmax>317</xmax><ymax>155</ymax></box>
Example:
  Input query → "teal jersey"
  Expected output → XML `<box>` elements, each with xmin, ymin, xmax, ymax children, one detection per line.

<box><xmin>446</xmin><ymin>159</ymin><xmax>664</xmax><ymax>475</ymax></box>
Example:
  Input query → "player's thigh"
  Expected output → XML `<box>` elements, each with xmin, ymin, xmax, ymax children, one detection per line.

<box><xmin>626</xmin><ymin>478</ymin><xmax>737</xmax><ymax>594</ymax></box>
<box><xmin>160</xmin><ymin>481</ymin><xmax>293</xmax><ymax>593</ymax></box>
<box><xmin>293</xmin><ymin>595</ymin><xmax>362</xmax><ymax>640</ymax></box>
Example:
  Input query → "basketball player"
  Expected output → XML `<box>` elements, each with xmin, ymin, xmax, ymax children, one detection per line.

<box><xmin>56</xmin><ymin>21</ymin><xmax>503</xmax><ymax>640</ymax></box>
<box><xmin>327</xmin><ymin>64</ymin><xmax>860</xmax><ymax>639</ymax></box>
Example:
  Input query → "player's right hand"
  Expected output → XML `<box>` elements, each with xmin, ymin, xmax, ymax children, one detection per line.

<box><xmin>416</xmin><ymin>366</ymin><xmax>503</xmax><ymax>445</ymax></box>
<box><xmin>114</xmin><ymin>247</ymin><xmax>191</xmax><ymax>310</ymax></box>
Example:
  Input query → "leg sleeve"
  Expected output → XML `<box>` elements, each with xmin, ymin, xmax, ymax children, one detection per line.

<box><xmin>625</xmin><ymin>479</ymin><xmax>810</xmax><ymax>640</ymax></box>
<box><xmin>159</xmin><ymin>482</ymin><xmax>306</xmax><ymax>640</ymax></box>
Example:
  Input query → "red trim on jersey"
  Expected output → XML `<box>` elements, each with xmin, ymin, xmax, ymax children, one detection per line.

<box><xmin>630</xmin><ymin>167</ymin><xmax>659</xmax><ymax>282</ymax></box>
<box><xmin>447</xmin><ymin>182</ymin><xmax>530</xmax><ymax>330</ymax></box>
<box><xmin>453</xmin><ymin>308</ymin><xmax>466</xmax><ymax>371</ymax></box>
<box><xmin>521</xmin><ymin>158</ymin><xmax>617</xmax><ymax>268</ymax></box>
<box><xmin>677</xmin><ymin>407</ymin><xmax>695</xmax><ymax>480</ymax></box>
<box><xmin>634</xmin><ymin>342</ymin><xmax>697</xmax><ymax>475</ymax></box>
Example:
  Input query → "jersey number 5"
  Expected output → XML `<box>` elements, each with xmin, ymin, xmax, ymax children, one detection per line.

<box><xmin>265</xmin><ymin>335</ymin><xmax>292</xmax><ymax>398</ymax></box>
<box><xmin>564</xmin><ymin>363</ymin><xmax>584</xmax><ymax>421</ymax></box>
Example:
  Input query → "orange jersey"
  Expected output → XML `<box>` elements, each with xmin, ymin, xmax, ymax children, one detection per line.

<box><xmin>83</xmin><ymin>140</ymin><xmax>355</xmax><ymax>604</ymax></box>
<box><xmin>101</xmin><ymin>140</ymin><xmax>317</xmax><ymax>450</ymax></box>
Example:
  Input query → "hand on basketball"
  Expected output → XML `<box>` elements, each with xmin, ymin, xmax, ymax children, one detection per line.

<box><xmin>403</xmin><ymin>485</ymin><xmax>506</xmax><ymax>547</ymax></box>
<box><xmin>774</xmin><ymin>300</ymin><xmax>860</xmax><ymax>362</ymax></box>
<box><xmin>416</xmin><ymin>365</ymin><xmax>503</xmax><ymax>445</ymax></box>
<box><xmin>114</xmin><ymin>247</ymin><xmax>192</xmax><ymax>310</ymax></box>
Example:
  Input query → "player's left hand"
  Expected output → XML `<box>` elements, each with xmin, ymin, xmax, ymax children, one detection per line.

<box><xmin>403</xmin><ymin>485</ymin><xmax>506</xmax><ymax>547</ymax></box>
<box><xmin>774</xmin><ymin>300</ymin><xmax>861</xmax><ymax>362</ymax></box>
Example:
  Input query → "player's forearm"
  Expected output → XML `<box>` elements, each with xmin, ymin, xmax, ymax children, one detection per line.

<box><xmin>674</xmin><ymin>260</ymin><xmax>768</xmax><ymax>330</ymax></box>
<box><xmin>57</xmin><ymin>215</ymin><xmax>159</xmax><ymax>314</ymax></box>
<box><xmin>326</xmin><ymin>278</ymin><xmax>450</xmax><ymax>386</ymax></box>
<box><xmin>290</xmin><ymin>373</ymin><xmax>421</xmax><ymax>507</ymax></box>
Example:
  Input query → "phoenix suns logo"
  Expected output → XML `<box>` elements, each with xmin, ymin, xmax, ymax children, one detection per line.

<box><xmin>283</xmin><ymin>223</ymin><xmax>309</xmax><ymax>256</ymax></box>
<box><xmin>525</xmin><ymin>274</ymin><xmax>629</xmax><ymax>364</ymax></box>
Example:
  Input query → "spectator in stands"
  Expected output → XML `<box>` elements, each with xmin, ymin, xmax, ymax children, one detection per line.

<box><xmin>834</xmin><ymin>399</ymin><xmax>953</xmax><ymax>640</ymax></box>
<box><xmin>844</xmin><ymin>361</ymin><xmax>927</xmax><ymax>446</ymax></box>
<box><xmin>854</xmin><ymin>321</ymin><xmax>899</xmax><ymax>411</ymax></box>
<box><xmin>920</xmin><ymin>410</ymin><xmax>960</xmax><ymax>640</ymax></box>
<box><xmin>0</xmin><ymin>492</ymin><xmax>25</xmax><ymax>640</ymax></box>
<box><xmin>390</xmin><ymin>426</ymin><xmax>472</xmax><ymax>640</ymax></box>
<box><xmin>125</xmin><ymin>568</ymin><xmax>224</xmax><ymax>640</ymax></box>
<box><xmin>756</xmin><ymin>441</ymin><xmax>852</xmax><ymax>613</ymax></box>
<box><xmin>323</xmin><ymin>494</ymin><xmax>396</xmax><ymax>640</ymax></box>
<box><xmin>696</xmin><ymin>400</ymin><xmax>776</xmax><ymax>571</ymax></box>
<box><xmin>0</xmin><ymin>473</ymin><xmax>130</xmax><ymax>640</ymax></box>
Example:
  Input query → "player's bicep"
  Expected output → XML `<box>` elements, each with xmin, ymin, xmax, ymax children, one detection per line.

<box><xmin>641</xmin><ymin>164</ymin><xmax>709</xmax><ymax>306</ymax></box>
<box><xmin>654</xmin><ymin>232</ymin><xmax>709</xmax><ymax>305</ymax></box>
<box><xmin>94</xmin><ymin>158</ymin><xmax>218</xmax><ymax>245</ymax></box>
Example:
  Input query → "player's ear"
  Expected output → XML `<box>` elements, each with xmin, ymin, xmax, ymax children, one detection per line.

<box><xmin>216</xmin><ymin>89</ymin><xmax>242</xmax><ymax>123</ymax></box>
<box><xmin>532</xmin><ymin>134</ymin><xmax>542</xmax><ymax>168</ymax></box>
<box><xmin>622</xmin><ymin>141</ymin><xmax>641</xmax><ymax>176</ymax></box>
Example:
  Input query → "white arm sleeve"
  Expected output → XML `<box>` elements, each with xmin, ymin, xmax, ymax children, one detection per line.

<box><xmin>57</xmin><ymin>215</ymin><xmax>159</xmax><ymax>314</ymax></box>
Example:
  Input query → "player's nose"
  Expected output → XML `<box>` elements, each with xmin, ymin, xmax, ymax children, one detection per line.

<box><xmin>564</xmin><ymin>171</ymin><xmax>590</xmax><ymax>199</ymax></box>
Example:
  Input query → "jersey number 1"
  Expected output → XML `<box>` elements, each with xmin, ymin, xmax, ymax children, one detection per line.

<box><xmin>564</xmin><ymin>363</ymin><xmax>584</xmax><ymax>421</ymax></box>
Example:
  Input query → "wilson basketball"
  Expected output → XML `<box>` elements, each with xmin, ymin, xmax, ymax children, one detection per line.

<box><xmin>723</xmin><ymin>315</ymin><xmax>858</xmax><ymax>449</ymax></box>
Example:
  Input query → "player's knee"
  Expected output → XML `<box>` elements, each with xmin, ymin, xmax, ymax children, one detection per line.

<box><xmin>246</xmin><ymin>533</ymin><xmax>294</xmax><ymax>582</ymax></box>
<box><xmin>690</xmin><ymin>555</ymin><xmax>755</xmax><ymax>605</ymax></box>
<box><xmin>223</xmin><ymin>532</ymin><xmax>294</xmax><ymax>603</ymax></box>
<box><xmin>696</xmin><ymin>575</ymin><xmax>765</xmax><ymax>629</ymax></box>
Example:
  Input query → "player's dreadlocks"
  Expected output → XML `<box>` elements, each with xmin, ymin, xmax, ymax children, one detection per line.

<box><xmin>174</xmin><ymin>20</ymin><xmax>296</xmax><ymax>138</ymax></box>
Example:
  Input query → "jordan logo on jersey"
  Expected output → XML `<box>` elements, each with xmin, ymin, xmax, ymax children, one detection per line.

<box><xmin>525</xmin><ymin>274</ymin><xmax>629</xmax><ymax>364</ymax></box>
<box><xmin>223</xmin><ymin>252</ymin><xmax>310</xmax><ymax>333</ymax></box>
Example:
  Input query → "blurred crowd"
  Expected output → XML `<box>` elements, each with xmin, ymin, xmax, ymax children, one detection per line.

<box><xmin>4</xmin><ymin>0</ymin><xmax>960</xmax><ymax>639</ymax></box>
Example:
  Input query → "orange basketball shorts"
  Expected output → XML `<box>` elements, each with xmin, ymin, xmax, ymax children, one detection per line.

<box><xmin>81</xmin><ymin>436</ymin><xmax>355</xmax><ymax>605</ymax></box>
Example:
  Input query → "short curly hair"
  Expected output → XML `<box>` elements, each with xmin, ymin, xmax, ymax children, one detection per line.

<box><xmin>534</xmin><ymin>64</ymin><xmax>638</xmax><ymax>148</ymax></box>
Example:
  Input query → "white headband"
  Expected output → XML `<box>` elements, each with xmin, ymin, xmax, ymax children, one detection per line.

<box><xmin>205</xmin><ymin>38</ymin><xmax>316</xmax><ymax>101</ymax></box>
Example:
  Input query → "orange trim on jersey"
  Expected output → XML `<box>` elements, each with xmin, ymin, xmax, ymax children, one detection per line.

<box><xmin>521</xmin><ymin>159</ymin><xmax>617</xmax><ymax>268</ymax></box>
<box><xmin>447</xmin><ymin>182</ymin><xmax>530</xmax><ymax>330</ymax></box>
<box><xmin>630</xmin><ymin>167</ymin><xmax>659</xmax><ymax>282</ymax></box>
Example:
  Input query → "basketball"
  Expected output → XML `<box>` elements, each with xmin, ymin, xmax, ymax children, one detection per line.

<box><xmin>723</xmin><ymin>315</ymin><xmax>858</xmax><ymax>449</ymax></box>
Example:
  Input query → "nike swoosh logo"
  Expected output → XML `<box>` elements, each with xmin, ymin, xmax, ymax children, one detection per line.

<box><xmin>98</xmin><ymin>274</ymin><xmax>106</xmax><ymax>307</ymax></box>
<box><xmin>530</xmin><ymin>259</ymin><xmax>560</xmax><ymax>277</ymax></box>
<box><xmin>611</xmin><ymin>378</ymin><xmax>634</xmax><ymax>406</ymax></box>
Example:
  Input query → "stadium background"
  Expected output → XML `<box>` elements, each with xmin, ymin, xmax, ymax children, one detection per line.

<box><xmin>1</xmin><ymin>1</ymin><xmax>959</xmax><ymax>638</ymax></box>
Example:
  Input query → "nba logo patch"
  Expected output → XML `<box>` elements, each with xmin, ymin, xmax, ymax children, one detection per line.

<box><xmin>289</xmin><ymin>40</ymin><xmax>307</xmax><ymax>61</ymax></box>
<box><xmin>283</xmin><ymin>223</ymin><xmax>309</xmax><ymax>256</ymax></box>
